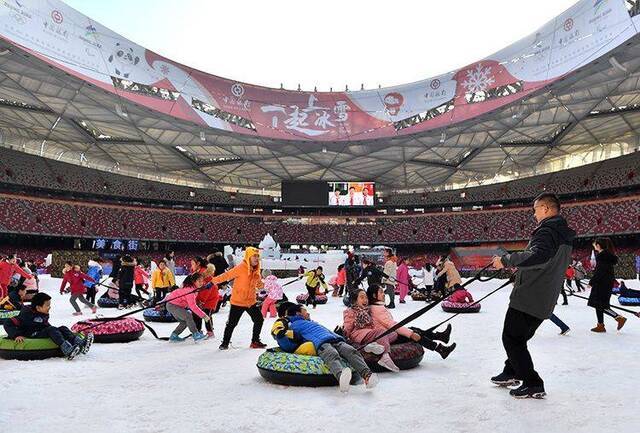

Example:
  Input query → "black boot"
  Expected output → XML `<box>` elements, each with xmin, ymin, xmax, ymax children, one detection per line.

<box><xmin>431</xmin><ymin>324</ymin><xmax>452</xmax><ymax>343</ymax></box>
<box><xmin>490</xmin><ymin>372</ymin><xmax>521</xmax><ymax>387</ymax></box>
<box><xmin>434</xmin><ymin>342</ymin><xmax>456</xmax><ymax>359</ymax></box>
<box><xmin>509</xmin><ymin>383</ymin><xmax>546</xmax><ymax>399</ymax></box>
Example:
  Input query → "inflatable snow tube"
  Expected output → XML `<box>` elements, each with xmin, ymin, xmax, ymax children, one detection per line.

<box><xmin>97</xmin><ymin>297</ymin><xmax>119</xmax><ymax>308</ymax></box>
<box><xmin>295</xmin><ymin>293</ymin><xmax>328</xmax><ymax>305</ymax></box>
<box><xmin>0</xmin><ymin>336</ymin><xmax>79</xmax><ymax>360</ymax></box>
<box><xmin>410</xmin><ymin>291</ymin><xmax>428</xmax><ymax>301</ymax></box>
<box><xmin>618</xmin><ymin>296</ymin><xmax>640</xmax><ymax>306</ymax></box>
<box><xmin>71</xmin><ymin>318</ymin><xmax>144</xmax><ymax>343</ymax></box>
<box><xmin>441</xmin><ymin>300</ymin><xmax>481</xmax><ymax>313</ymax></box>
<box><xmin>143</xmin><ymin>307</ymin><xmax>177</xmax><ymax>323</ymax></box>
<box><xmin>257</xmin><ymin>349</ymin><xmax>355</xmax><ymax>387</ymax></box>
<box><xmin>360</xmin><ymin>341</ymin><xmax>424</xmax><ymax>372</ymax></box>
<box><xmin>0</xmin><ymin>309</ymin><xmax>19</xmax><ymax>325</ymax></box>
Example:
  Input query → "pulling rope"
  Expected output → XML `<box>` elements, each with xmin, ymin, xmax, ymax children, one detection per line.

<box><xmin>568</xmin><ymin>291</ymin><xmax>640</xmax><ymax>317</ymax></box>
<box><xmin>73</xmin><ymin>285</ymin><xmax>208</xmax><ymax>335</ymax></box>
<box><xmin>356</xmin><ymin>263</ymin><xmax>498</xmax><ymax>349</ymax></box>
<box><xmin>425</xmin><ymin>277</ymin><xmax>514</xmax><ymax>332</ymax></box>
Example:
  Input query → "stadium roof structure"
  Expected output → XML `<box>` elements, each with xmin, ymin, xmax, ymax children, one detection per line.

<box><xmin>1</xmin><ymin>0</ymin><xmax>640</xmax><ymax>195</ymax></box>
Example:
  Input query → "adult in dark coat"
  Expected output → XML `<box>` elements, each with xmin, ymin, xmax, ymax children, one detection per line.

<box><xmin>491</xmin><ymin>192</ymin><xmax>575</xmax><ymax>399</ymax></box>
<box><xmin>587</xmin><ymin>237</ymin><xmax>626</xmax><ymax>332</ymax></box>
<box><xmin>117</xmin><ymin>255</ymin><xmax>136</xmax><ymax>309</ymax></box>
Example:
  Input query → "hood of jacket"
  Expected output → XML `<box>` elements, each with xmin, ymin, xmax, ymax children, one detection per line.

<box><xmin>88</xmin><ymin>260</ymin><xmax>102</xmax><ymax>269</ymax></box>
<box><xmin>243</xmin><ymin>247</ymin><xmax>261</xmax><ymax>275</ymax></box>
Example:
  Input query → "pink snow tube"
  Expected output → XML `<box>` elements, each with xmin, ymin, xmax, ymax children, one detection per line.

<box><xmin>441</xmin><ymin>300</ymin><xmax>481</xmax><ymax>313</ymax></box>
<box><xmin>71</xmin><ymin>318</ymin><xmax>145</xmax><ymax>343</ymax></box>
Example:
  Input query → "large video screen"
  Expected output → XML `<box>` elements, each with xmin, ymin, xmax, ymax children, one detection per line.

<box><xmin>328</xmin><ymin>182</ymin><xmax>375</xmax><ymax>207</ymax></box>
<box><xmin>281</xmin><ymin>181</ymin><xmax>376</xmax><ymax>207</ymax></box>
<box><xmin>281</xmin><ymin>181</ymin><xmax>327</xmax><ymax>206</ymax></box>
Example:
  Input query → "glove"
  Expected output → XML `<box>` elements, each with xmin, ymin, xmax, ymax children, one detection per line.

<box><xmin>271</xmin><ymin>318</ymin><xmax>289</xmax><ymax>338</ymax></box>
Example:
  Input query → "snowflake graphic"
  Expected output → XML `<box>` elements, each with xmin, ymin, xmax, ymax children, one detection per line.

<box><xmin>160</xmin><ymin>64</ymin><xmax>170</xmax><ymax>75</ymax></box>
<box><xmin>462</xmin><ymin>63</ymin><xmax>495</xmax><ymax>93</ymax></box>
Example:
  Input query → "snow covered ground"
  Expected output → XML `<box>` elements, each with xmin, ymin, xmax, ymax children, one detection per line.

<box><xmin>2</xmin><ymin>275</ymin><xmax>639</xmax><ymax>433</ymax></box>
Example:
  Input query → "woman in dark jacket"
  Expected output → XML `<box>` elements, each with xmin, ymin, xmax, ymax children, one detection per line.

<box><xmin>587</xmin><ymin>237</ymin><xmax>626</xmax><ymax>332</ymax></box>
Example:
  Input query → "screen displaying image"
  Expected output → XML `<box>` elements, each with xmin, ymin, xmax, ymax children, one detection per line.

<box><xmin>328</xmin><ymin>182</ymin><xmax>375</xmax><ymax>207</ymax></box>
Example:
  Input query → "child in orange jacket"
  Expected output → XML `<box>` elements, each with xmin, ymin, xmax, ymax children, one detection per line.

<box><xmin>211</xmin><ymin>247</ymin><xmax>265</xmax><ymax>350</ymax></box>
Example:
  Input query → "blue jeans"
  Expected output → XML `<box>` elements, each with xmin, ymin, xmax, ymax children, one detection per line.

<box><xmin>549</xmin><ymin>313</ymin><xmax>569</xmax><ymax>331</ymax></box>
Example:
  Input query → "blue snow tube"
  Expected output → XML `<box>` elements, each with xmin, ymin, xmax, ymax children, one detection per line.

<box><xmin>618</xmin><ymin>296</ymin><xmax>640</xmax><ymax>306</ymax></box>
<box><xmin>143</xmin><ymin>307</ymin><xmax>177</xmax><ymax>322</ymax></box>
<box><xmin>97</xmin><ymin>297</ymin><xmax>119</xmax><ymax>308</ymax></box>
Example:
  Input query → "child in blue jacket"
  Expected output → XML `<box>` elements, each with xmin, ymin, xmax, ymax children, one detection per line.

<box><xmin>286</xmin><ymin>304</ymin><xmax>378</xmax><ymax>393</ymax></box>
<box><xmin>85</xmin><ymin>258</ymin><xmax>103</xmax><ymax>305</ymax></box>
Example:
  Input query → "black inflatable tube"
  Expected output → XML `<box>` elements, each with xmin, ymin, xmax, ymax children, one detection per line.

<box><xmin>93</xmin><ymin>329</ymin><xmax>145</xmax><ymax>344</ymax></box>
<box><xmin>0</xmin><ymin>348</ymin><xmax>62</xmax><ymax>361</ymax></box>
<box><xmin>366</xmin><ymin>353</ymin><xmax>424</xmax><ymax>373</ymax></box>
<box><xmin>258</xmin><ymin>367</ymin><xmax>339</xmax><ymax>387</ymax></box>
<box><xmin>442</xmin><ymin>304</ymin><xmax>481</xmax><ymax>313</ymax></box>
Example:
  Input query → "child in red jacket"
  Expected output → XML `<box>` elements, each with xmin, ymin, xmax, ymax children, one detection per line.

<box><xmin>194</xmin><ymin>282</ymin><xmax>219</xmax><ymax>338</ymax></box>
<box><xmin>0</xmin><ymin>255</ymin><xmax>33</xmax><ymax>299</ymax></box>
<box><xmin>448</xmin><ymin>287</ymin><xmax>474</xmax><ymax>304</ymax></box>
<box><xmin>60</xmin><ymin>264</ymin><xmax>96</xmax><ymax>316</ymax></box>
<box><xmin>134</xmin><ymin>259</ymin><xmax>151</xmax><ymax>300</ymax></box>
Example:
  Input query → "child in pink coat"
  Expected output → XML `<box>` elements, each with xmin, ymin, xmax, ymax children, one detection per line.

<box><xmin>343</xmin><ymin>289</ymin><xmax>401</xmax><ymax>372</ymax></box>
<box><xmin>261</xmin><ymin>275</ymin><xmax>283</xmax><ymax>318</ymax></box>
<box><xmin>166</xmin><ymin>273</ymin><xmax>210</xmax><ymax>343</ymax></box>
<box><xmin>367</xmin><ymin>284</ymin><xmax>457</xmax><ymax>359</ymax></box>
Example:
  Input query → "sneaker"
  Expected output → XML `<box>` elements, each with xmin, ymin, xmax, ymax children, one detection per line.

<box><xmin>219</xmin><ymin>343</ymin><xmax>229</xmax><ymax>350</ymax></box>
<box><xmin>72</xmin><ymin>312</ymin><xmax>82</xmax><ymax>316</ymax></box>
<box><xmin>169</xmin><ymin>333</ymin><xmax>186</xmax><ymax>343</ymax></box>
<box><xmin>206</xmin><ymin>331</ymin><xmax>215</xmax><ymax>338</ymax></box>
<box><xmin>338</xmin><ymin>367</ymin><xmax>352</xmax><ymax>393</ymax></box>
<box><xmin>81</xmin><ymin>333</ymin><xmax>94</xmax><ymax>354</ymax></box>
<box><xmin>615</xmin><ymin>316</ymin><xmax>627</xmax><ymax>331</ymax></box>
<box><xmin>363</xmin><ymin>342</ymin><xmax>385</xmax><ymax>355</ymax></box>
<box><xmin>117</xmin><ymin>305</ymin><xmax>125</xmax><ymax>310</ymax></box>
<box><xmin>250</xmin><ymin>341</ymin><xmax>267</xmax><ymax>349</ymax></box>
<box><xmin>559</xmin><ymin>327</ymin><xmax>571</xmax><ymax>336</ymax></box>
<box><xmin>60</xmin><ymin>341</ymin><xmax>81</xmax><ymax>360</ymax></box>
<box><xmin>364</xmin><ymin>372</ymin><xmax>379</xmax><ymax>389</ymax></box>
<box><xmin>399</xmin><ymin>300</ymin><xmax>406</xmax><ymax>304</ymax></box>
<box><xmin>435</xmin><ymin>342</ymin><xmax>456</xmax><ymax>359</ymax></box>
<box><xmin>193</xmin><ymin>332</ymin><xmax>208</xmax><ymax>343</ymax></box>
<box><xmin>491</xmin><ymin>372</ymin><xmax>521</xmax><ymax>387</ymax></box>
<box><xmin>377</xmin><ymin>353</ymin><xmax>400</xmax><ymax>372</ymax></box>
<box><xmin>509</xmin><ymin>384</ymin><xmax>546</xmax><ymax>399</ymax></box>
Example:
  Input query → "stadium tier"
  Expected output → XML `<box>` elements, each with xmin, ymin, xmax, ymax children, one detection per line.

<box><xmin>0</xmin><ymin>192</ymin><xmax>637</xmax><ymax>244</ymax></box>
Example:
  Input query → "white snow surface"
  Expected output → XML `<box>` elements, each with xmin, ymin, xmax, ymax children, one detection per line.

<box><xmin>2</xmin><ymin>275</ymin><xmax>639</xmax><ymax>433</ymax></box>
